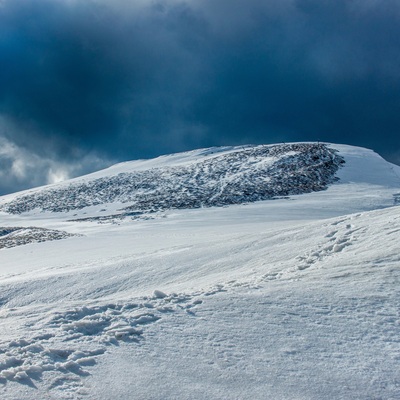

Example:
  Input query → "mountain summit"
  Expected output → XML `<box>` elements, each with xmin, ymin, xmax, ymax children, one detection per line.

<box><xmin>1</xmin><ymin>143</ymin><xmax>345</xmax><ymax>216</ymax></box>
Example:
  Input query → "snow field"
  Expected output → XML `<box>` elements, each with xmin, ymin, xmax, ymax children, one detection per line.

<box><xmin>0</xmin><ymin>143</ymin><xmax>399</xmax><ymax>399</ymax></box>
<box><xmin>0</xmin><ymin>203</ymin><xmax>399</xmax><ymax>398</ymax></box>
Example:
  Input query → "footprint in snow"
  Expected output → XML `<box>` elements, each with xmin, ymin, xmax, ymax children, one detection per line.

<box><xmin>0</xmin><ymin>289</ymin><xmax>205</xmax><ymax>396</ymax></box>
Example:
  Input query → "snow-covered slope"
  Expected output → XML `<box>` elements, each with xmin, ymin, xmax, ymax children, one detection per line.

<box><xmin>0</xmin><ymin>143</ymin><xmax>344</xmax><ymax>215</ymax></box>
<box><xmin>0</xmin><ymin>143</ymin><xmax>399</xmax><ymax>399</ymax></box>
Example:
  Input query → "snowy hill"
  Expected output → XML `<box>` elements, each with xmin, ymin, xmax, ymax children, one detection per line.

<box><xmin>0</xmin><ymin>143</ymin><xmax>344</xmax><ymax>216</ymax></box>
<box><xmin>0</xmin><ymin>142</ymin><xmax>399</xmax><ymax>400</ymax></box>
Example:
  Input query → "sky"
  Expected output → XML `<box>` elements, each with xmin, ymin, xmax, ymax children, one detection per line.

<box><xmin>1</xmin><ymin>0</ymin><xmax>400</xmax><ymax>195</ymax></box>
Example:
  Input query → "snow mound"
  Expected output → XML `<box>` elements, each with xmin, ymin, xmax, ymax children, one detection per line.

<box><xmin>0</xmin><ymin>143</ymin><xmax>344</xmax><ymax>215</ymax></box>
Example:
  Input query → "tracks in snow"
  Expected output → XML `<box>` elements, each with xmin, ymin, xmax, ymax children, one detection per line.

<box><xmin>259</xmin><ymin>214</ymin><xmax>367</xmax><ymax>282</ymax></box>
<box><xmin>295</xmin><ymin>219</ymin><xmax>363</xmax><ymax>271</ymax></box>
<box><xmin>0</xmin><ymin>290</ymin><xmax>207</xmax><ymax>397</ymax></box>
<box><xmin>0</xmin><ymin>211</ymin><xmax>383</xmax><ymax>397</ymax></box>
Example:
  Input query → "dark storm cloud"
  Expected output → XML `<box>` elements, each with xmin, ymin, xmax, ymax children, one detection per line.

<box><xmin>1</xmin><ymin>0</ymin><xmax>400</xmax><ymax>194</ymax></box>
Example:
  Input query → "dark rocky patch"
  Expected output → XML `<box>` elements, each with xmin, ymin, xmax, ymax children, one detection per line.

<box><xmin>0</xmin><ymin>143</ymin><xmax>344</xmax><ymax>215</ymax></box>
<box><xmin>0</xmin><ymin>227</ymin><xmax>78</xmax><ymax>249</ymax></box>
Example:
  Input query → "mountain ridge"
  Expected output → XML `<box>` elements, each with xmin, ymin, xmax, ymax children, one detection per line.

<box><xmin>0</xmin><ymin>143</ymin><xmax>344</xmax><ymax>215</ymax></box>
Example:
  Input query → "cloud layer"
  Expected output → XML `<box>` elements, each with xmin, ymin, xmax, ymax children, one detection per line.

<box><xmin>1</xmin><ymin>0</ymin><xmax>400</xmax><ymax>194</ymax></box>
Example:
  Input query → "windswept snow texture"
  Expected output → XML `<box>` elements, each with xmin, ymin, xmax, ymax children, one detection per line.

<box><xmin>0</xmin><ymin>143</ymin><xmax>399</xmax><ymax>400</ymax></box>
<box><xmin>0</xmin><ymin>143</ymin><xmax>343</xmax><ymax>214</ymax></box>
<box><xmin>0</xmin><ymin>227</ymin><xmax>77</xmax><ymax>249</ymax></box>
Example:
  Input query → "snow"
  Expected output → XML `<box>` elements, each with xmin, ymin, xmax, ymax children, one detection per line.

<box><xmin>0</xmin><ymin>143</ymin><xmax>343</xmax><ymax>214</ymax></box>
<box><xmin>0</xmin><ymin>142</ymin><xmax>399</xmax><ymax>399</ymax></box>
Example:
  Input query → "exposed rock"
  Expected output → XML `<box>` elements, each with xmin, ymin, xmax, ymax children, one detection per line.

<box><xmin>0</xmin><ymin>227</ymin><xmax>79</xmax><ymax>249</ymax></box>
<box><xmin>0</xmin><ymin>143</ymin><xmax>344</xmax><ymax>215</ymax></box>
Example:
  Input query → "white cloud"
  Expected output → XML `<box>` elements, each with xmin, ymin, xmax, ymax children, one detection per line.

<box><xmin>0</xmin><ymin>117</ymin><xmax>113</xmax><ymax>195</ymax></box>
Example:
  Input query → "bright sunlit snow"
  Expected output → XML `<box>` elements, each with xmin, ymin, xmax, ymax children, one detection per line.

<box><xmin>0</xmin><ymin>143</ymin><xmax>399</xmax><ymax>399</ymax></box>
